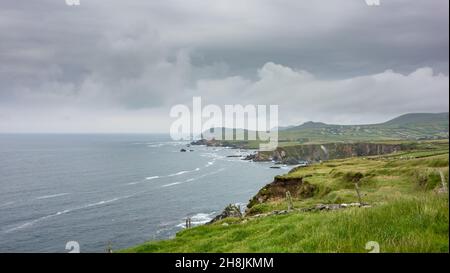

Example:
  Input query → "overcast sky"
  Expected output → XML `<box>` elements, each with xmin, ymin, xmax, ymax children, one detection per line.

<box><xmin>0</xmin><ymin>0</ymin><xmax>448</xmax><ymax>133</ymax></box>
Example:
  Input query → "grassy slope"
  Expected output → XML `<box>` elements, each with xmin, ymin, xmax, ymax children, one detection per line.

<box><xmin>278</xmin><ymin>122</ymin><xmax>449</xmax><ymax>144</ymax></box>
<box><xmin>124</xmin><ymin>142</ymin><xmax>449</xmax><ymax>253</ymax></box>
<box><xmin>125</xmin><ymin>196</ymin><xmax>448</xmax><ymax>253</ymax></box>
<box><xmin>215</xmin><ymin>113</ymin><xmax>449</xmax><ymax>147</ymax></box>
<box><xmin>247</xmin><ymin>141</ymin><xmax>449</xmax><ymax>214</ymax></box>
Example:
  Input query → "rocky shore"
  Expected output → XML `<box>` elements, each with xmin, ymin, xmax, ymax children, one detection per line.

<box><xmin>191</xmin><ymin>139</ymin><xmax>414</xmax><ymax>165</ymax></box>
<box><xmin>191</xmin><ymin>140</ymin><xmax>416</xmax><ymax>224</ymax></box>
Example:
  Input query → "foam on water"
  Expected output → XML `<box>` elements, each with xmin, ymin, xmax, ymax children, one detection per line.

<box><xmin>160</xmin><ymin>181</ymin><xmax>182</xmax><ymax>188</ymax></box>
<box><xmin>160</xmin><ymin>168</ymin><xmax>226</xmax><ymax>188</ymax></box>
<box><xmin>36</xmin><ymin>193</ymin><xmax>70</xmax><ymax>200</ymax></box>
<box><xmin>176</xmin><ymin>212</ymin><xmax>216</xmax><ymax>228</ymax></box>
<box><xmin>0</xmin><ymin>134</ymin><xmax>286</xmax><ymax>251</ymax></box>
<box><xmin>147</xmin><ymin>143</ymin><xmax>164</xmax><ymax>148</ymax></box>
<box><xmin>167</xmin><ymin>167</ymin><xmax>200</xmax><ymax>177</ymax></box>
<box><xmin>145</xmin><ymin>176</ymin><xmax>159</xmax><ymax>180</ymax></box>
<box><xmin>0</xmin><ymin>201</ymin><xmax>16</xmax><ymax>208</ymax></box>
<box><xmin>3</xmin><ymin>196</ymin><xmax>131</xmax><ymax>233</ymax></box>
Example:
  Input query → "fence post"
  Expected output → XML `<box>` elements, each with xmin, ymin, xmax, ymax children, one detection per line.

<box><xmin>355</xmin><ymin>182</ymin><xmax>363</xmax><ymax>205</ymax></box>
<box><xmin>286</xmin><ymin>191</ymin><xmax>294</xmax><ymax>211</ymax></box>
<box><xmin>439</xmin><ymin>170</ymin><xmax>448</xmax><ymax>192</ymax></box>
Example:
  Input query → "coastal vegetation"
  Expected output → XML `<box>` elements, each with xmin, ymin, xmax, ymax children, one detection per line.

<box><xmin>198</xmin><ymin>113</ymin><xmax>449</xmax><ymax>149</ymax></box>
<box><xmin>124</xmin><ymin>139</ymin><xmax>449</xmax><ymax>253</ymax></box>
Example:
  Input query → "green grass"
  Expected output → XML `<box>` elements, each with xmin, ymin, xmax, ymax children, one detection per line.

<box><xmin>123</xmin><ymin>195</ymin><xmax>448</xmax><ymax>253</ymax></box>
<box><xmin>278</xmin><ymin>113</ymin><xmax>449</xmax><ymax>143</ymax></box>
<box><xmin>123</xmin><ymin>146</ymin><xmax>449</xmax><ymax>253</ymax></box>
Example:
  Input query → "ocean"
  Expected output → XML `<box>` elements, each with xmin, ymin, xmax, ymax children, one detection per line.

<box><xmin>0</xmin><ymin>134</ymin><xmax>286</xmax><ymax>252</ymax></box>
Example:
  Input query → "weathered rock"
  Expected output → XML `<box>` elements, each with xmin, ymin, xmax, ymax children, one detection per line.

<box><xmin>247</xmin><ymin>202</ymin><xmax>373</xmax><ymax>219</ymax></box>
<box><xmin>208</xmin><ymin>204</ymin><xmax>242</xmax><ymax>224</ymax></box>
<box><xmin>314</xmin><ymin>204</ymin><xmax>327</xmax><ymax>210</ymax></box>
<box><xmin>282</xmin><ymin>157</ymin><xmax>300</xmax><ymax>165</ymax></box>
<box><xmin>190</xmin><ymin>139</ymin><xmax>208</xmax><ymax>145</ymax></box>
<box><xmin>243</xmin><ymin>153</ymin><xmax>256</xmax><ymax>160</ymax></box>
<box><xmin>246</xmin><ymin>176</ymin><xmax>317</xmax><ymax>215</ymax></box>
<box><xmin>252</xmin><ymin>142</ymin><xmax>412</xmax><ymax>164</ymax></box>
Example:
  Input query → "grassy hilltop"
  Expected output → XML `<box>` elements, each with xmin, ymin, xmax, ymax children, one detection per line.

<box><xmin>124</xmin><ymin>140</ymin><xmax>449</xmax><ymax>253</ymax></box>
<box><xmin>199</xmin><ymin>112</ymin><xmax>449</xmax><ymax>149</ymax></box>
<box><xmin>279</xmin><ymin>112</ymin><xmax>449</xmax><ymax>144</ymax></box>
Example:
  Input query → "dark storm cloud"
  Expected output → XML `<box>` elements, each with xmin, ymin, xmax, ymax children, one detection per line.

<box><xmin>0</xmin><ymin>0</ymin><xmax>448</xmax><ymax>132</ymax></box>
<box><xmin>193</xmin><ymin>0</ymin><xmax>449</xmax><ymax>78</ymax></box>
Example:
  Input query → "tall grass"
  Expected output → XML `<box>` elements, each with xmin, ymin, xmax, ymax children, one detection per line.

<box><xmin>123</xmin><ymin>194</ymin><xmax>448</xmax><ymax>253</ymax></box>
<box><xmin>122</xmin><ymin>148</ymin><xmax>449</xmax><ymax>253</ymax></box>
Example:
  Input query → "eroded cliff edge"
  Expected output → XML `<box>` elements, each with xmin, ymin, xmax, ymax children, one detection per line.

<box><xmin>245</xmin><ymin>142</ymin><xmax>416</xmax><ymax>164</ymax></box>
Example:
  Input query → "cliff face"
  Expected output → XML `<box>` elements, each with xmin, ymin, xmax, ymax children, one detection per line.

<box><xmin>191</xmin><ymin>138</ymin><xmax>251</xmax><ymax>149</ymax></box>
<box><xmin>246</xmin><ymin>176</ymin><xmax>316</xmax><ymax>215</ymax></box>
<box><xmin>255</xmin><ymin>142</ymin><xmax>414</xmax><ymax>164</ymax></box>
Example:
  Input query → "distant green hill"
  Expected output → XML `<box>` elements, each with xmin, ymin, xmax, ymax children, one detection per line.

<box><xmin>196</xmin><ymin>113</ymin><xmax>449</xmax><ymax>147</ymax></box>
<box><xmin>279</xmin><ymin>112</ymin><xmax>449</xmax><ymax>143</ymax></box>
<box><xmin>382</xmin><ymin>112</ymin><xmax>449</xmax><ymax>126</ymax></box>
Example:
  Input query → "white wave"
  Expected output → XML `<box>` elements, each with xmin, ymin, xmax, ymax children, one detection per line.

<box><xmin>36</xmin><ymin>193</ymin><xmax>70</xmax><ymax>200</ymax></box>
<box><xmin>83</xmin><ymin>197</ymin><xmax>121</xmax><ymax>208</ymax></box>
<box><xmin>145</xmin><ymin>176</ymin><xmax>160</xmax><ymax>180</ymax></box>
<box><xmin>200</xmin><ymin>152</ymin><xmax>224</xmax><ymax>160</ymax></box>
<box><xmin>167</xmin><ymin>168</ymin><xmax>200</xmax><ymax>177</ymax></box>
<box><xmin>4</xmin><ymin>209</ymin><xmax>72</xmax><ymax>233</ymax></box>
<box><xmin>168</xmin><ymin>171</ymin><xmax>189</xmax><ymax>177</ymax></box>
<box><xmin>125</xmin><ymin>175</ymin><xmax>160</xmax><ymax>185</ymax></box>
<box><xmin>160</xmin><ymin>168</ymin><xmax>226</xmax><ymax>188</ymax></box>
<box><xmin>127</xmin><ymin>169</ymin><xmax>200</xmax><ymax>186</ymax></box>
<box><xmin>4</xmin><ymin>196</ymin><xmax>130</xmax><ymax>233</ymax></box>
<box><xmin>205</xmin><ymin>160</ymin><xmax>215</xmax><ymax>167</ymax></box>
<box><xmin>0</xmin><ymin>201</ymin><xmax>15</xmax><ymax>208</ymax></box>
<box><xmin>176</xmin><ymin>212</ymin><xmax>216</xmax><ymax>228</ymax></box>
<box><xmin>186</xmin><ymin>168</ymin><xmax>225</xmax><ymax>183</ymax></box>
<box><xmin>191</xmin><ymin>212</ymin><xmax>215</xmax><ymax>224</ymax></box>
<box><xmin>147</xmin><ymin>143</ymin><xmax>164</xmax><ymax>148</ymax></box>
<box><xmin>161</xmin><ymin>181</ymin><xmax>182</xmax><ymax>188</ymax></box>
<box><xmin>163</xmin><ymin>141</ymin><xmax>189</xmax><ymax>147</ymax></box>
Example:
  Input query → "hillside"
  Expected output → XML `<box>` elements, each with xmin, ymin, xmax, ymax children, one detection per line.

<box><xmin>383</xmin><ymin>112</ymin><xmax>449</xmax><ymax>126</ymax></box>
<box><xmin>123</xmin><ymin>140</ymin><xmax>449</xmax><ymax>253</ymax></box>
<box><xmin>193</xmin><ymin>113</ymin><xmax>449</xmax><ymax>148</ymax></box>
<box><xmin>280</xmin><ymin>112</ymin><xmax>449</xmax><ymax>144</ymax></box>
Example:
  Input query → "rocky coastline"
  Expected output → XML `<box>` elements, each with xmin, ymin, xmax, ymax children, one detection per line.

<box><xmin>191</xmin><ymin>139</ymin><xmax>414</xmax><ymax>165</ymax></box>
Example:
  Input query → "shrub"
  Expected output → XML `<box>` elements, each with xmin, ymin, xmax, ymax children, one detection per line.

<box><xmin>343</xmin><ymin>172</ymin><xmax>364</xmax><ymax>183</ymax></box>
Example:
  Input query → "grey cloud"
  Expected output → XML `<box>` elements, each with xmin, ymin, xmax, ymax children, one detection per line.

<box><xmin>0</xmin><ymin>0</ymin><xmax>448</xmax><ymax>132</ymax></box>
<box><xmin>194</xmin><ymin>63</ymin><xmax>449</xmax><ymax>125</ymax></box>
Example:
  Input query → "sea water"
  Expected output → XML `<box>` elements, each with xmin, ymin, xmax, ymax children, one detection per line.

<box><xmin>0</xmin><ymin>134</ymin><xmax>286</xmax><ymax>252</ymax></box>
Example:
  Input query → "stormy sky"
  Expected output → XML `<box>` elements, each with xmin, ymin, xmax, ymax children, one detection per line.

<box><xmin>0</xmin><ymin>0</ymin><xmax>448</xmax><ymax>133</ymax></box>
